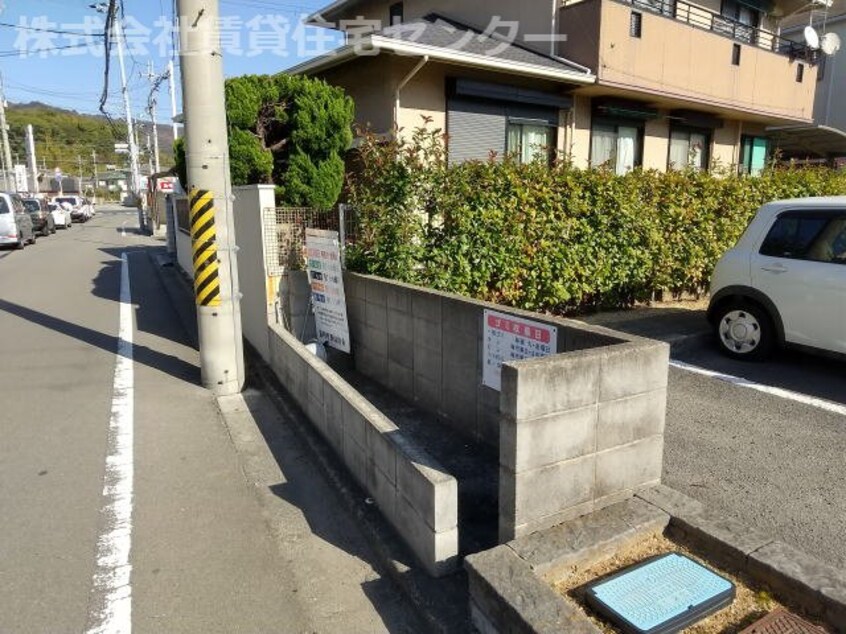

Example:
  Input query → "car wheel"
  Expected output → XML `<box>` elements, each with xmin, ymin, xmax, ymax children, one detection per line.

<box><xmin>715</xmin><ymin>301</ymin><xmax>775</xmax><ymax>361</ymax></box>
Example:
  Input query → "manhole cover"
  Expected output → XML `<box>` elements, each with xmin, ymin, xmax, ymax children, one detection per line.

<box><xmin>739</xmin><ymin>608</ymin><xmax>828</xmax><ymax>634</ymax></box>
<box><xmin>585</xmin><ymin>552</ymin><xmax>735</xmax><ymax>634</ymax></box>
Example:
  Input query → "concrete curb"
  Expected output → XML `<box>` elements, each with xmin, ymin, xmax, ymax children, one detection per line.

<box><xmin>247</xmin><ymin>344</ymin><xmax>472</xmax><ymax>634</ymax></box>
<box><xmin>146</xmin><ymin>249</ymin><xmax>198</xmax><ymax>349</ymax></box>
<box><xmin>466</xmin><ymin>485</ymin><xmax>846</xmax><ymax>634</ymax></box>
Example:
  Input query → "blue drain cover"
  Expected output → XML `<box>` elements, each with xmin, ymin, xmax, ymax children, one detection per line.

<box><xmin>585</xmin><ymin>553</ymin><xmax>736</xmax><ymax>634</ymax></box>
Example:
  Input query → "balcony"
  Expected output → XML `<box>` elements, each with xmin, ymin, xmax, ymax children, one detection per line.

<box><xmin>628</xmin><ymin>0</ymin><xmax>818</xmax><ymax>61</ymax></box>
<box><xmin>557</xmin><ymin>0</ymin><xmax>818</xmax><ymax>122</ymax></box>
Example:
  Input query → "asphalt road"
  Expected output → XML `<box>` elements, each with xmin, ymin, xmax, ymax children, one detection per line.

<box><xmin>583</xmin><ymin>307</ymin><xmax>846</xmax><ymax>568</ymax></box>
<box><xmin>0</xmin><ymin>208</ymin><xmax>419</xmax><ymax>633</ymax></box>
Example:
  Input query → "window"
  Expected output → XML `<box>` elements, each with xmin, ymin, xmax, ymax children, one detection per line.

<box><xmin>590</xmin><ymin>122</ymin><xmax>642</xmax><ymax>174</ymax></box>
<box><xmin>739</xmin><ymin>135</ymin><xmax>769</xmax><ymax>176</ymax></box>
<box><xmin>389</xmin><ymin>2</ymin><xmax>403</xmax><ymax>25</ymax></box>
<box><xmin>0</xmin><ymin>197</ymin><xmax>8</xmax><ymax>215</ymax></box>
<box><xmin>668</xmin><ymin>128</ymin><xmax>710</xmax><ymax>171</ymax></box>
<box><xmin>760</xmin><ymin>214</ymin><xmax>846</xmax><ymax>263</ymax></box>
<box><xmin>720</xmin><ymin>0</ymin><xmax>759</xmax><ymax>43</ymax></box>
<box><xmin>630</xmin><ymin>11</ymin><xmax>642</xmax><ymax>38</ymax></box>
<box><xmin>507</xmin><ymin>122</ymin><xmax>555</xmax><ymax>164</ymax></box>
<box><xmin>732</xmin><ymin>43</ymin><xmax>741</xmax><ymax>65</ymax></box>
<box><xmin>796</xmin><ymin>63</ymin><xmax>804</xmax><ymax>83</ymax></box>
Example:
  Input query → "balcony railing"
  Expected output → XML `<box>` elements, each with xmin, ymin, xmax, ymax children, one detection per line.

<box><xmin>614</xmin><ymin>0</ymin><xmax>819</xmax><ymax>63</ymax></box>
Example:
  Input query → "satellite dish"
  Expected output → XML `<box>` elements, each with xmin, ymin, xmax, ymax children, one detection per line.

<box><xmin>821</xmin><ymin>32</ymin><xmax>842</xmax><ymax>56</ymax></box>
<box><xmin>804</xmin><ymin>25</ymin><xmax>821</xmax><ymax>50</ymax></box>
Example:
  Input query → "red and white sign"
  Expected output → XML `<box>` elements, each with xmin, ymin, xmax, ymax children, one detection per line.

<box><xmin>158</xmin><ymin>179</ymin><xmax>175</xmax><ymax>192</ymax></box>
<box><xmin>482</xmin><ymin>309</ymin><xmax>558</xmax><ymax>391</ymax></box>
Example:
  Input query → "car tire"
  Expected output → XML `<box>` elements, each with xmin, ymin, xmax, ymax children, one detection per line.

<box><xmin>714</xmin><ymin>300</ymin><xmax>775</xmax><ymax>361</ymax></box>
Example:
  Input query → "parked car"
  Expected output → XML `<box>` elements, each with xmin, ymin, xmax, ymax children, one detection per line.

<box><xmin>22</xmin><ymin>197</ymin><xmax>56</xmax><ymax>236</ymax></box>
<box><xmin>48</xmin><ymin>201</ymin><xmax>72</xmax><ymax>229</ymax></box>
<box><xmin>0</xmin><ymin>192</ymin><xmax>36</xmax><ymax>249</ymax></box>
<box><xmin>708</xmin><ymin>197</ymin><xmax>846</xmax><ymax>360</ymax></box>
<box><xmin>53</xmin><ymin>195</ymin><xmax>92</xmax><ymax>222</ymax></box>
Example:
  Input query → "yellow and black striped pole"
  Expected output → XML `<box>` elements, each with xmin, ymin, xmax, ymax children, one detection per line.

<box><xmin>189</xmin><ymin>188</ymin><xmax>222</xmax><ymax>308</ymax></box>
<box><xmin>178</xmin><ymin>0</ymin><xmax>244</xmax><ymax>396</ymax></box>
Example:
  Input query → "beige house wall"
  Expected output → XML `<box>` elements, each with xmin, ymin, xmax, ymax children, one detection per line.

<box><xmin>316</xmin><ymin>56</ymin><xmax>397</xmax><ymax>134</ymax></box>
<box><xmin>558</xmin><ymin>0</ymin><xmax>816</xmax><ymax>122</ymax></box>
<box><xmin>643</xmin><ymin>118</ymin><xmax>670</xmax><ymax>171</ymax></box>
<box><xmin>568</xmin><ymin>95</ymin><xmax>592</xmax><ymax>168</ymax></box>
<box><xmin>712</xmin><ymin>119</ymin><xmax>741</xmax><ymax>168</ymax></box>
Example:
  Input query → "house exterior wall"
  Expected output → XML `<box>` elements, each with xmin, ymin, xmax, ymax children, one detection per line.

<box><xmin>811</xmin><ymin>19</ymin><xmax>846</xmax><ymax>131</ymax></box>
<box><xmin>317</xmin><ymin>56</ymin><xmax>397</xmax><ymax>134</ymax></box>
<box><xmin>558</xmin><ymin>0</ymin><xmax>817</xmax><ymax>122</ymax></box>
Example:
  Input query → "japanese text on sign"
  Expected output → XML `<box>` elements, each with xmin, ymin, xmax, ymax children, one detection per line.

<box><xmin>305</xmin><ymin>229</ymin><xmax>351</xmax><ymax>353</ymax></box>
<box><xmin>482</xmin><ymin>309</ymin><xmax>558</xmax><ymax>391</ymax></box>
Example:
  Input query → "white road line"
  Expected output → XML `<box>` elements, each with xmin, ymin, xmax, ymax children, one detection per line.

<box><xmin>670</xmin><ymin>359</ymin><xmax>846</xmax><ymax>417</ymax></box>
<box><xmin>87</xmin><ymin>253</ymin><xmax>134</xmax><ymax>634</ymax></box>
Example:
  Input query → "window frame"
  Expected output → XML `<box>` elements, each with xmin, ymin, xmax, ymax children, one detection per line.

<box><xmin>389</xmin><ymin>2</ymin><xmax>403</xmax><ymax>25</ymax></box>
<box><xmin>589</xmin><ymin>117</ymin><xmax>645</xmax><ymax>174</ymax></box>
<box><xmin>506</xmin><ymin>118</ymin><xmax>557</xmax><ymax>165</ymax></box>
<box><xmin>667</xmin><ymin>126</ymin><xmax>712</xmax><ymax>171</ymax></box>
<box><xmin>759</xmin><ymin>210</ymin><xmax>846</xmax><ymax>265</ymax></box>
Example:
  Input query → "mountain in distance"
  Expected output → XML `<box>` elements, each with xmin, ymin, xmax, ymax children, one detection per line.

<box><xmin>6</xmin><ymin>102</ymin><xmax>176</xmax><ymax>177</ymax></box>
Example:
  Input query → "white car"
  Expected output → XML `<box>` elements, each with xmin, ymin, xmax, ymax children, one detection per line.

<box><xmin>708</xmin><ymin>197</ymin><xmax>846</xmax><ymax>360</ymax></box>
<box><xmin>48</xmin><ymin>202</ymin><xmax>73</xmax><ymax>229</ymax></box>
<box><xmin>53</xmin><ymin>195</ymin><xmax>93</xmax><ymax>222</ymax></box>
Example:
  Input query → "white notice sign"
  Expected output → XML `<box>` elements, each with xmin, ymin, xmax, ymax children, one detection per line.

<box><xmin>482</xmin><ymin>309</ymin><xmax>558</xmax><ymax>391</ymax></box>
<box><xmin>305</xmin><ymin>228</ymin><xmax>351</xmax><ymax>353</ymax></box>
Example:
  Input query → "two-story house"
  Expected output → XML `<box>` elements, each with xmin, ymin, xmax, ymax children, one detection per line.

<box><xmin>289</xmin><ymin>0</ymin><xmax>819</xmax><ymax>174</ymax></box>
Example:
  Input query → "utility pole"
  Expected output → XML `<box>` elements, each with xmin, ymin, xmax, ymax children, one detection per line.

<box><xmin>77</xmin><ymin>154</ymin><xmax>83</xmax><ymax>193</ymax></box>
<box><xmin>0</xmin><ymin>75</ymin><xmax>15</xmax><ymax>192</ymax></box>
<box><xmin>92</xmin><ymin>150</ymin><xmax>99</xmax><ymax>203</ymax></box>
<box><xmin>95</xmin><ymin>2</ymin><xmax>141</xmax><ymax>206</ymax></box>
<box><xmin>168</xmin><ymin>59</ymin><xmax>179</xmax><ymax>141</ymax></box>
<box><xmin>177</xmin><ymin>0</ymin><xmax>244</xmax><ymax>396</ymax></box>
<box><xmin>26</xmin><ymin>124</ymin><xmax>38</xmax><ymax>194</ymax></box>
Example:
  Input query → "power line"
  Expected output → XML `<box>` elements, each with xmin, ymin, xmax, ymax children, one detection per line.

<box><xmin>0</xmin><ymin>21</ymin><xmax>105</xmax><ymax>37</ymax></box>
<box><xmin>0</xmin><ymin>43</ymin><xmax>99</xmax><ymax>57</ymax></box>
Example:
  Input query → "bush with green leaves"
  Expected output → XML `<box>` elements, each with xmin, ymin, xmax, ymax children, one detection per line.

<box><xmin>175</xmin><ymin>73</ymin><xmax>354</xmax><ymax>209</ymax></box>
<box><xmin>346</xmin><ymin>126</ymin><xmax>846</xmax><ymax>312</ymax></box>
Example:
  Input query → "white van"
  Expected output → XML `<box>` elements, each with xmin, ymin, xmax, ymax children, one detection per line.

<box><xmin>0</xmin><ymin>192</ymin><xmax>36</xmax><ymax>249</ymax></box>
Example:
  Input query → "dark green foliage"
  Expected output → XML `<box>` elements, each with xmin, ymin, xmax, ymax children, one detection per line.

<box><xmin>7</xmin><ymin>102</ymin><xmax>173</xmax><ymax>176</ymax></box>
<box><xmin>347</xmin><ymin>127</ymin><xmax>846</xmax><ymax>312</ymax></box>
<box><xmin>173</xmin><ymin>137</ymin><xmax>187</xmax><ymax>190</ymax></box>
<box><xmin>215</xmin><ymin>73</ymin><xmax>354</xmax><ymax>208</ymax></box>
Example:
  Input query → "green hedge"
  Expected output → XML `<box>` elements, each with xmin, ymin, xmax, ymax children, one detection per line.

<box><xmin>346</xmin><ymin>127</ymin><xmax>846</xmax><ymax>312</ymax></box>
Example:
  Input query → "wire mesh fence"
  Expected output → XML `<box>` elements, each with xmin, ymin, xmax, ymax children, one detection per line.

<box><xmin>262</xmin><ymin>206</ymin><xmax>356</xmax><ymax>276</ymax></box>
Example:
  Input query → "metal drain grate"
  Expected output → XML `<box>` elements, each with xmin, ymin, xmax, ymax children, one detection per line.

<box><xmin>585</xmin><ymin>553</ymin><xmax>736</xmax><ymax>634</ymax></box>
<box><xmin>739</xmin><ymin>608</ymin><xmax>828</xmax><ymax>634</ymax></box>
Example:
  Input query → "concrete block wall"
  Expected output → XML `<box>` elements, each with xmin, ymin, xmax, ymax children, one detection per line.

<box><xmin>345</xmin><ymin>273</ymin><xmax>624</xmax><ymax>449</ymax></box>
<box><xmin>343</xmin><ymin>274</ymin><xmax>669</xmax><ymax>544</ymax></box>
<box><xmin>267</xmin><ymin>322</ymin><xmax>459</xmax><ymax>576</ymax></box>
<box><xmin>498</xmin><ymin>341</ymin><xmax>670</xmax><ymax>541</ymax></box>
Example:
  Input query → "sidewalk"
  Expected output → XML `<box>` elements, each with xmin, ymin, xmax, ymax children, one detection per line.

<box><xmin>140</xmin><ymin>246</ymin><xmax>423</xmax><ymax>633</ymax></box>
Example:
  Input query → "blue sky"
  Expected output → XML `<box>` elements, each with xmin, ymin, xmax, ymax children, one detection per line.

<box><xmin>0</xmin><ymin>0</ymin><xmax>342</xmax><ymax>120</ymax></box>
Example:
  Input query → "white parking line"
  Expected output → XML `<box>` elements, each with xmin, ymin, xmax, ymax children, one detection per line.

<box><xmin>87</xmin><ymin>253</ymin><xmax>134</xmax><ymax>634</ymax></box>
<box><xmin>670</xmin><ymin>359</ymin><xmax>846</xmax><ymax>417</ymax></box>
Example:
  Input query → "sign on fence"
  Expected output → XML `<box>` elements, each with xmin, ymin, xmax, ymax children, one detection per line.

<box><xmin>482</xmin><ymin>309</ymin><xmax>558</xmax><ymax>391</ymax></box>
<box><xmin>305</xmin><ymin>228</ymin><xmax>351</xmax><ymax>353</ymax></box>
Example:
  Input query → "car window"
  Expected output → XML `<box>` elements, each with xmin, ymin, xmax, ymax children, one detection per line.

<box><xmin>806</xmin><ymin>217</ymin><xmax>846</xmax><ymax>264</ymax></box>
<box><xmin>759</xmin><ymin>215</ymin><xmax>829</xmax><ymax>260</ymax></box>
<box><xmin>0</xmin><ymin>197</ymin><xmax>8</xmax><ymax>214</ymax></box>
<box><xmin>22</xmin><ymin>199</ymin><xmax>40</xmax><ymax>212</ymax></box>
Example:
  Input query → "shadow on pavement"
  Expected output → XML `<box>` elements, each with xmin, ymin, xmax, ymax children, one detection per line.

<box><xmin>90</xmin><ymin>246</ymin><xmax>196</xmax><ymax>349</ymax></box>
<box><xmin>0</xmin><ymin>298</ymin><xmax>199</xmax><ymax>384</ymax></box>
